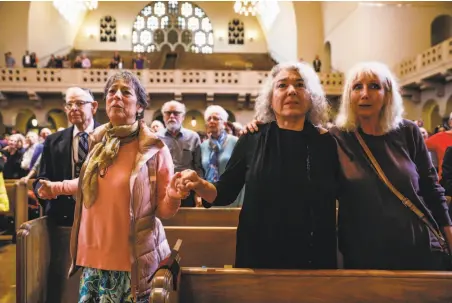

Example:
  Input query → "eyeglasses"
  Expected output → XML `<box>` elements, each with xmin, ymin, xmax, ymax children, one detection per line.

<box><xmin>207</xmin><ymin>116</ymin><xmax>221</xmax><ymax>122</ymax></box>
<box><xmin>163</xmin><ymin>111</ymin><xmax>183</xmax><ymax>117</ymax></box>
<box><xmin>64</xmin><ymin>101</ymin><xmax>92</xmax><ymax>110</ymax></box>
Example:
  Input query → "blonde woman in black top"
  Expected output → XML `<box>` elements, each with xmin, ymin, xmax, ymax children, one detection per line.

<box><xmin>332</xmin><ymin>61</ymin><xmax>452</xmax><ymax>270</ymax></box>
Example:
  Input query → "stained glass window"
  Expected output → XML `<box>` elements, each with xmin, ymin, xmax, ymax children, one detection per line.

<box><xmin>132</xmin><ymin>1</ymin><xmax>214</xmax><ymax>53</ymax></box>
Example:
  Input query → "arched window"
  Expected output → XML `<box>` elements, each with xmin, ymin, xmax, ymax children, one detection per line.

<box><xmin>132</xmin><ymin>1</ymin><xmax>214</xmax><ymax>53</ymax></box>
<box><xmin>100</xmin><ymin>15</ymin><xmax>117</xmax><ymax>42</ymax></box>
<box><xmin>431</xmin><ymin>15</ymin><xmax>452</xmax><ymax>46</ymax></box>
<box><xmin>228</xmin><ymin>19</ymin><xmax>244</xmax><ymax>45</ymax></box>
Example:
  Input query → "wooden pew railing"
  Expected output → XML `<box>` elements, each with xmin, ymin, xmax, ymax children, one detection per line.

<box><xmin>165</xmin><ymin>226</ymin><xmax>236</xmax><ymax>267</ymax></box>
<box><xmin>149</xmin><ymin>267</ymin><xmax>452</xmax><ymax>303</ymax></box>
<box><xmin>1</xmin><ymin>181</ymin><xmax>30</xmax><ymax>241</ymax></box>
<box><xmin>16</xmin><ymin>216</ymin><xmax>50</xmax><ymax>303</ymax></box>
<box><xmin>16</xmin><ymin>217</ymin><xmax>237</xmax><ymax>302</ymax></box>
<box><xmin>18</xmin><ymin>214</ymin><xmax>452</xmax><ymax>303</ymax></box>
<box><xmin>161</xmin><ymin>208</ymin><xmax>240</xmax><ymax>227</ymax></box>
<box><xmin>16</xmin><ymin>217</ymin><xmax>81</xmax><ymax>303</ymax></box>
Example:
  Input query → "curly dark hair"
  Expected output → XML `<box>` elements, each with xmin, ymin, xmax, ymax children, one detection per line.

<box><xmin>103</xmin><ymin>70</ymin><xmax>148</xmax><ymax>119</ymax></box>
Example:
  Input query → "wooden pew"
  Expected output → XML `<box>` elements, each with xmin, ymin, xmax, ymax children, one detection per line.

<box><xmin>1</xmin><ymin>181</ymin><xmax>29</xmax><ymax>241</ymax></box>
<box><xmin>149</xmin><ymin>267</ymin><xmax>452</xmax><ymax>303</ymax></box>
<box><xmin>161</xmin><ymin>208</ymin><xmax>240</xmax><ymax>227</ymax></box>
<box><xmin>18</xmin><ymin>215</ymin><xmax>452</xmax><ymax>303</ymax></box>
<box><xmin>165</xmin><ymin>226</ymin><xmax>236</xmax><ymax>267</ymax></box>
<box><xmin>16</xmin><ymin>217</ymin><xmax>81</xmax><ymax>303</ymax></box>
<box><xmin>16</xmin><ymin>218</ymin><xmax>236</xmax><ymax>302</ymax></box>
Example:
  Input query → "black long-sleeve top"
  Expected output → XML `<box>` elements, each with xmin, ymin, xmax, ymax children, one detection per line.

<box><xmin>331</xmin><ymin>119</ymin><xmax>451</xmax><ymax>270</ymax></box>
<box><xmin>206</xmin><ymin>121</ymin><xmax>339</xmax><ymax>270</ymax></box>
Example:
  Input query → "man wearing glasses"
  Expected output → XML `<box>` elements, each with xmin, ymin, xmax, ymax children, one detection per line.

<box><xmin>159</xmin><ymin>100</ymin><xmax>204</xmax><ymax>207</ymax></box>
<box><xmin>33</xmin><ymin>87</ymin><xmax>100</xmax><ymax>226</ymax></box>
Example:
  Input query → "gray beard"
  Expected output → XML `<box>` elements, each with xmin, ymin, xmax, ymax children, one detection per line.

<box><xmin>166</xmin><ymin>122</ymin><xmax>181</xmax><ymax>133</ymax></box>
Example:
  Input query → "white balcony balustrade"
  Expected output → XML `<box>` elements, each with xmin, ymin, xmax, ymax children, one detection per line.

<box><xmin>0</xmin><ymin>68</ymin><xmax>344</xmax><ymax>97</ymax></box>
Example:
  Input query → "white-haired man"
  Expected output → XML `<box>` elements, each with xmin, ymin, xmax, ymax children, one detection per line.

<box><xmin>158</xmin><ymin>100</ymin><xmax>203</xmax><ymax>207</ymax></box>
<box><xmin>39</xmin><ymin>127</ymin><xmax>52</xmax><ymax>143</ymax></box>
<box><xmin>33</xmin><ymin>87</ymin><xmax>100</xmax><ymax>226</ymax></box>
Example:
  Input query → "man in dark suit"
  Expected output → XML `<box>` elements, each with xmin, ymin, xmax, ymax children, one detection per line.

<box><xmin>313</xmin><ymin>55</ymin><xmax>322</xmax><ymax>73</ymax></box>
<box><xmin>34</xmin><ymin>87</ymin><xmax>100</xmax><ymax>226</ymax></box>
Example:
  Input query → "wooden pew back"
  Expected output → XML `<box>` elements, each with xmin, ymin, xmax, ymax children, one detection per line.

<box><xmin>165</xmin><ymin>226</ymin><xmax>236</xmax><ymax>267</ymax></box>
<box><xmin>18</xmin><ymin>216</ymin><xmax>452</xmax><ymax>303</ymax></box>
<box><xmin>2</xmin><ymin>182</ymin><xmax>29</xmax><ymax>240</ymax></box>
<box><xmin>4</xmin><ymin>182</ymin><xmax>16</xmax><ymax>217</ymax></box>
<box><xmin>16</xmin><ymin>217</ymin><xmax>81</xmax><ymax>303</ymax></box>
<box><xmin>16</xmin><ymin>217</ymin><xmax>50</xmax><ymax>303</ymax></box>
<box><xmin>176</xmin><ymin>268</ymin><xmax>452</xmax><ymax>303</ymax></box>
<box><xmin>16</xmin><ymin>222</ymin><xmax>236</xmax><ymax>303</ymax></box>
<box><xmin>161</xmin><ymin>208</ymin><xmax>240</xmax><ymax>227</ymax></box>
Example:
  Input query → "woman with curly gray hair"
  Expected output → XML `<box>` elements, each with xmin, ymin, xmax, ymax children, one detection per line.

<box><xmin>170</xmin><ymin>62</ymin><xmax>339</xmax><ymax>269</ymax></box>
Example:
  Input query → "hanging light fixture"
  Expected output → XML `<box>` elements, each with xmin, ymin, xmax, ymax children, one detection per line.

<box><xmin>234</xmin><ymin>0</ymin><xmax>259</xmax><ymax>16</ymax></box>
<box><xmin>83</xmin><ymin>0</ymin><xmax>98</xmax><ymax>10</ymax></box>
<box><xmin>53</xmin><ymin>0</ymin><xmax>98</xmax><ymax>24</ymax></box>
<box><xmin>191</xmin><ymin>117</ymin><xmax>197</xmax><ymax>127</ymax></box>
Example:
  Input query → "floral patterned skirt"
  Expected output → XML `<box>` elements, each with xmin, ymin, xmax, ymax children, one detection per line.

<box><xmin>78</xmin><ymin>267</ymin><xmax>148</xmax><ymax>303</ymax></box>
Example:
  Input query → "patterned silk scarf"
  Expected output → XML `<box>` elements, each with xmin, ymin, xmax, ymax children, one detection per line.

<box><xmin>205</xmin><ymin>131</ymin><xmax>227</xmax><ymax>183</ymax></box>
<box><xmin>82</xmin><ymin>120</ymin><xmax>139</xmax><ymax>208</ymax></box>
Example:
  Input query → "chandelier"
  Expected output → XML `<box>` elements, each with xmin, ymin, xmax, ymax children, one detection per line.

<box><xmin>83</xmin><ymin>0</ymin><xmax>98</xmax><ymax>10</ymax></box>
<box><xmin>234</xmin><ymin>0</ymin><xmax>259</xmax><ymax>16</ymax></box>
<box><xmin>53</xmin><ymin>0</ymin><xmax>98</xmax><ymax>24</ymax></box>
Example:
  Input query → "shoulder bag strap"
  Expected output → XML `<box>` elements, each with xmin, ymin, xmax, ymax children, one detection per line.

<box><xmin>354</xmin><ymin>130</ymin><xmax>449</xmax><ymax>253</ymax></box>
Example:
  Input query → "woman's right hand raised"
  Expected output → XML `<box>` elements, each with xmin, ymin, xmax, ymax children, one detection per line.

<box><xmin>37</xmin><ymin>179</ymin><xmax>57</xmax><ymax>200</ymax></box>
<box><xmin>241</xmin><ymin>119</ymin><xmax>262</xmax><ymax>135</ymax></box>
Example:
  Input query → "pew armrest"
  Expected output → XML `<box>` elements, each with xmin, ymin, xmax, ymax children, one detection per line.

<box><xmin>16</xmin><ymin>216</ymin><xmax>51</xmax><ymax>303</ymax></box>
<box><xmin>149</xmin><ymin>240</ymin><xmax>182</xmax><ymax>303</ymax></box>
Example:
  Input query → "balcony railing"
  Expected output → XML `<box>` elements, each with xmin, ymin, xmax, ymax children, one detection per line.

<box><xmin>0</xmin><ymin>68</ymin><xmax>344</xmax><ymax>96</ymax></box>
<box><xmin>396</xmin><ymin>38</ymin><xmax>452</xmax><ymax>86</ymax></box>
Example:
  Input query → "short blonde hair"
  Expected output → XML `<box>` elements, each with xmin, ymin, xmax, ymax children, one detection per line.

<box><xmin>254</xmin><ymin>61</ymin><xmax>328</xmax><ymax>125</ymax></box>
<box><xmin>335</xmin><ymin>61</ymin><xmax>404</xmax><ymax>133</ymax></box>
<box><xmin>204</xmin><ymin>105</ymin><xmax>229</xmax><ymax>122</ymax></box>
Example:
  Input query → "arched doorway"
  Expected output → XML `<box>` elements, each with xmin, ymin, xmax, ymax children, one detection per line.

<box><xmin>183</xmin><ymin>109</ymin><xmax>204</xmax><ymax>132</ymax></box>
<box><xmin>152</xmin><ymin>111</ymin><xmax>164</xmax><ymax>124</ymax></box>
<box><xmin>444</xmin><ymin>94</ymin><xmax>452</xmax><ymax>129</ymax></box>
<box><xmin>324</xmin><ymin>41</ymin><xmax>332</xmax><ymax>72</ymax></box>
<box><xmin>15</xmin><ymin>109</ymin><xmax>36</xmax><ymax>134</ymax></box>
<box><xmin>422</xmin><ymin>99</ymin><xmax>442</xmax><ymax>132</ymax></box>
<box><xmin>445</xmin><ymin>94</ymin><xmax>452</xmax><ymax>119</ymax></box>
<box><xmin>47</xmin><ymin>109</ymin><xmax>68</xmax><ymax>131</ymax></box>
<box><xmin>431</xmin><ymin>15</ymin><xmax>452</xmax><ymax>46</ymax></box>
<box><xmin>24</xmin><ymin>114</ymin><xmax>58</xmax><ymax>134</ymax></box>
<box><xmin>0</xmin><ymin>112</ymin><xmax>4</xmax><ymax>137</ymax></box>
<box><xmin>225</xmin><ymin>110</ymin><xmax>236</xmax><ymax>122</ymax></box>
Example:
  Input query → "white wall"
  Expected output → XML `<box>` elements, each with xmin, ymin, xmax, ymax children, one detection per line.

<box><xmin>257</xmin><ymin>1</ymin><xmax>297</xmax><ymax>62</ymax></box>
<box><xmin>28</xmin><ymin>1</ymin><xmax>86</xmax><ymax>64</ymax></box>
<box><xmin>322</xmin><ymin>2</ymin><xmax>452</xmax><ymax>72</ymax></box>
<box><xmin>0</xmin><ymin>2</ymin><xmax>30</xmax><ymax>66</ymax></box>
<box><xmin>74</xmin><ymin>1</ymin><xmax>267</xmax><ymax>53</ymax></box>
<box><xmin>294</xmin><ymin>2</ymin><xmax>324</xmax><ymax>64</ymax></box>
